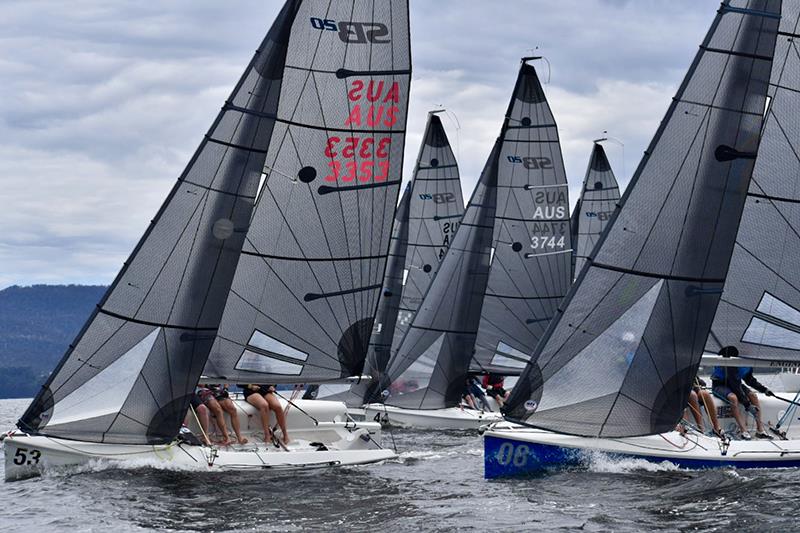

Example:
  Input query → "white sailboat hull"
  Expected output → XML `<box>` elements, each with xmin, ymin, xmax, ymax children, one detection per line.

<box><xmin>364</xmin><ymin>404</ymin><xmax>502</xmax><ymax>430</ymax></box>
<box><xmin>3</xmin><ymin>398</ymin><xmax>395</xmax><ymax>481</ymax></box>
<box><xmin>3</xmin><ymin>432</ymin><xmax>395</xmax><ymax>481</ymax></box>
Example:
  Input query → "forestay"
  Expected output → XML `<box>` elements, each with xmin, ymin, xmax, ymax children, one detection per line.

<box><xmin>349</xmin><ymin>112</ymin><xmax>464</xmax><ymax>405</ymax></box>
<box><xmin>505</xmin><ymin>0</ymin><xmax>781</xmax><ymax>438</ymax></box>
<box><xmin>204</xmin><ymin>0</ymin><xmax>412</xmax><ymax>384</ymax></box>
<box><xmin>707</xmin><ymin>2</ymin><xmax>800</xmax><ymax>361</ymax></box>
<box><xmin>571</xmin><ymin>143</ymin><xmax>621</xmax><ymax>279</ymax></box>
<box><xmin>17</xmin><ymin>1</ymin><xmax>302</xmax><ymax>444</ymax></box>
<box><xmin>384</xmin><ymin>62</ymin><xmax>571</xmax><ymax>409</ymax></box>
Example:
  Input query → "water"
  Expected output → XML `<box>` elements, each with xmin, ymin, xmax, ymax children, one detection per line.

<box><xmin>0</xmin><ymin>398</ymin><xmax>796</xmax><ymax>532</ymax></box>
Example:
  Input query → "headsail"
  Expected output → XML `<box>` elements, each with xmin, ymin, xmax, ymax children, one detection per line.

<box><xmin>571</xmin><ymin>142</ymin><xmax>621</xmax><ymax>279</ymax></box>
<box><xmin>707</xmin><ymin>2</ymin><xmax>800</xmax><ymax>361</ymax></box>
<box><xmin>204</xmin><ymin>0</ymin><xmax>412</xmax><ymax>384</ymax></box>
<box><xmin>505</xmin><ymin>0</ymin><xmax>780</xmax><ymax>438</ymax></box>
<box><xmin>17</xmin><ymin>1</ymin><xmax>303</xmax><ymax>444</ymax></box>
<box><xmin>383</xmin><ymin>62</ymin><xmax>571</xmax><ymax>409</ymax></box>
<box><xmin>349</xmin><ymin>112</ymin><xmax>464</xmax><ymax>405</ymax></box>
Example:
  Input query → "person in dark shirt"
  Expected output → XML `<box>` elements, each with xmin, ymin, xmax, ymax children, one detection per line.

<box><xmin>711</xmin><ymin>365</ymin><xmax>774</xmax><ymax>440</ymax></box>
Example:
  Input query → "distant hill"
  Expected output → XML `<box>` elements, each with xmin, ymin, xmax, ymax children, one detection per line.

<box><xmin>0</xmin><ymin>284</ymin><xmax>106</xmax><ymax>399</ymax></box>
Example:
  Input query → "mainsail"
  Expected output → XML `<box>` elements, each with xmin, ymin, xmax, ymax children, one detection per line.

<box><xmin>571</xmin><ymin>142</ymin><xmax>621</xmax><ymax>279</ymax></box>
<box><xmin>17</xmin><ymin>1</ymin><xmax>303</xmax><ymax>444</ymax></box>
<box><xmin>203</xmin><ymin>0</ymin><xmax>412</xmax><ymax>384</ymax></box>
<box><xmin>707</xmin><ymin>2</ymin><xmax>800</xmax><ymax>361</ymax></box>
<box><xmin>505</xmin><ymin>0</ymin><xmax>780</xmax><ymax>438</ymax></box>
<box><xmin>349</xmin><ymin>112</ymin><xmax>464</xmax><ymax>405</ymax></box>
<box><xmin>383</xmin><ymin>62</ymin><xmax>571</xmax><ymax>409</ymax></box>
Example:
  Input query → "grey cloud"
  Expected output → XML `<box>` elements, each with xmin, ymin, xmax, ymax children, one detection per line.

<box><xmin>0</xmin><ymin>0</ymin><xmax>718</xmax><ymax>288</ymax></box>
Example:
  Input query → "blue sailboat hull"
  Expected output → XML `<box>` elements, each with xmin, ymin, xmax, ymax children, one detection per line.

<box><xmin>484</xmin><ymin>432</ymin><xmax>800</xmax><ymax>479</ymax></box>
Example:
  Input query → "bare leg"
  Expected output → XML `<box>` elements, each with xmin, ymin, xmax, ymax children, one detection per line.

<box><xmin>196</xmin><ymin>404</ymin><xmax>211</xmax><ymax>445</ymax></box>
<box><xmin>699</xmin><ymin>390</ymin><xmax>722</xmax><ymax>433</ymax></box>
<box><xmin>206</xmin><ymin>398</ymin><xmax>231</xmax><ymax>445</ymax></box>
<box><xmin>265</xmin><ymin>393</ymin><xmax>289</xmax><ymax>444</ymax></box>
<box><xmin>220</xmin><ymin>398</ymin><xmax>248</xmax><ymax>444</ymax></box>
<box><xmin>748</xmin><ymin>392</ymin><xmax>766</xmax><ymax>433</ymax></box>
<box><xmin>727</xmin><ymin>393</ymin><xmax>748</xmax><ymax>434</ymax></box>
<box><xmin>687</xmin><ymin>390</ymin><xmax>705</xmax><ymax>431</ymax></box>
<box><xmin>246</xmin><ymin>393</ymin><xmax>273</xmax><ymax>443</ymax></box>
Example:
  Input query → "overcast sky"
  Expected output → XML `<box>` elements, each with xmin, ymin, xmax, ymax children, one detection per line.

<box><xmin>0</xmin><ymin>0</ymin><xmax>718</xmax><ymax>288</ymax></box>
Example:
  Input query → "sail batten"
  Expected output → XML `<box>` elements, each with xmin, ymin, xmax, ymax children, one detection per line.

<box><xmin>505</xmin><ymin>0</ymin><xmax>782</xmax><ymax>438</ymax></box>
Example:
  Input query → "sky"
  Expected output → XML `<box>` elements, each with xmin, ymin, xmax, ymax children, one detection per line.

<box><xmin>0</xmin><ymin>0</ymin><xmax>719</xmax><ymax>288</ymax></box>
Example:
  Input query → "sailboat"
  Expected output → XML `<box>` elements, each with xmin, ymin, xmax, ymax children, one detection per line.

<box><xmin>570</xmin><ymin>141</ymin><xmax>621</xmax><ymax>279</ymax></box>
<box><xmin>340</xmin><ymin>111</ymin><xmax>466</xmax><ymax>414</ymax></box>
<box><xmin>366</xmin><ymin>60</ymin><xmax>573</xmax><ymax>429</ymax></box>
<box><xmin>484</xmin><ymin>0</ymin><xmax>800</xmax><ymax>478</ymax></box>
<box><xmin>3</xmin><ymin>0</ymin><xmax>411</xmax><ymax>481</ymax></box>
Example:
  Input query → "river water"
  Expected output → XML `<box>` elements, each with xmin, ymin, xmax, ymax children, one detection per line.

<box><xmin>0</xmin><ymin>398</ymin><xmax>796</xmax><ymax>532</ymax></box>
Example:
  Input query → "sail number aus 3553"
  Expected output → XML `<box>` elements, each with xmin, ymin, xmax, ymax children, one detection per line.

<box><xmin>324</xmin><ymin>137</ymin><xmax>391</xmax><ymax>182</ymax></box>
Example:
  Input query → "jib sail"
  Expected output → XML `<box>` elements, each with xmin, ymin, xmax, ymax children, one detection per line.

<box><xmin>17</xmin><ymin>0</ymin><xmax>304</xmax><ymax>444</ymax></box>
<box><xmin>505</xmin><ymin>0</ymin><xmax>780</xmax><ymax>438</ymax></box>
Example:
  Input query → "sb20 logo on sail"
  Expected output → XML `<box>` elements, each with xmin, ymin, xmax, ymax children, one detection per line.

<box><xmin>419</xmin><ymin>192</ymin><xmax>457</xmax><ymax>204</ymax></box>
<box><xmin>310</xmin><ymin>18</ymin><xmax>390</xmax><ymax>44</ymax></box>
<box><xmin>507</xmin><ymin>155</ymin><xmax>553</xmax><ymax>170</ymax></box>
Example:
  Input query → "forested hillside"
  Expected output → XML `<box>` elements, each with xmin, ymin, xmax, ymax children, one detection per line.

<box><xmin>0</xmin><ymin>285</ymin><xmax>106</xmax><ymax>398</ymax></box>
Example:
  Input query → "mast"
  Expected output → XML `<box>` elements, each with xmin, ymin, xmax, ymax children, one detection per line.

<box><xmin>505</xmin><ymin>0</ymin><xmax>782</xmax><ymax>438</ymax></box>
<box><xmin>18</xmin><ymin>1</ymin><xmax>304</xmax><ymax>444</ymax></box>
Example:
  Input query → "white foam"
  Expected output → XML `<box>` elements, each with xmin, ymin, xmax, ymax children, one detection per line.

<box><xmin>584</xmin><ymin>451</ymin><xmax>681</xmax><ymax>473</ymax></box>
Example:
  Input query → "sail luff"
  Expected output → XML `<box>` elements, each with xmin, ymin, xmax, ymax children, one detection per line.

<box><xmin>505</xmin><ymin>0</ymin><xmax>781</xmax><ymax>438</ymax></box>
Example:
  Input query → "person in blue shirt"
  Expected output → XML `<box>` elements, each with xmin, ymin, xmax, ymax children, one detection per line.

<box><xmin>711</xmin><ymin>357</ymin><xmax>774</xmax><ymax>439</ymax></box>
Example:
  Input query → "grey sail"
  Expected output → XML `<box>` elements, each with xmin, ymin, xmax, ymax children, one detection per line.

<box><xmin>17</xmin><ymin>1</ymin><xmax>302</xmax><ymax>444</ymax></box>
<box><xmin>349</xmin><ymin>112</ymin><xmax>464</xmax><ymax>405</ymax></box>
<box><xmin>471</xmin><ymin>64</ymin><xmax>572</xmax><ymax>375</ymax></box>
<box><xmin>572</xmin><ymin>143</ymin><xmax>621</xmax><ymax>279</ymax></box>
<box><xmin>384</xmin><ymin>62</ymin><xmax>570</xmax><ymax>409</ymax></box>
<box><xmin>505</xmin><ymin>0</ymin><xmax>780</xmax><ymax>438</ymax></box>
<box><xmin>706</xmin><ymin>2</ymin><xmax>800</xmax><ymax>361</ymax></box>
<box><xmin>204</xmin><ymin>0</ymin><xmax>412</xmax><ymax>384</ymax></box>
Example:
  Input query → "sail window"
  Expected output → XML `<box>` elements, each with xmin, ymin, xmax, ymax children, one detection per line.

<box><xmin>756</xmin><ymin>292</ymin><xmax>800</xmax><ymax>328</ymax></box>
<box><xmin>235</xmin><ymin>351</ymin><xmax>303</xmax><ymax>375</ymax></box>
<box><xmin>490</xmin><ymin>342</ymin><xmax>528</xmax><ymax>369</ymax></box>
<box><xmin>248</xmin><ymin>330</ymin><xmax>308</xmax><ymax>361</ymax></box>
